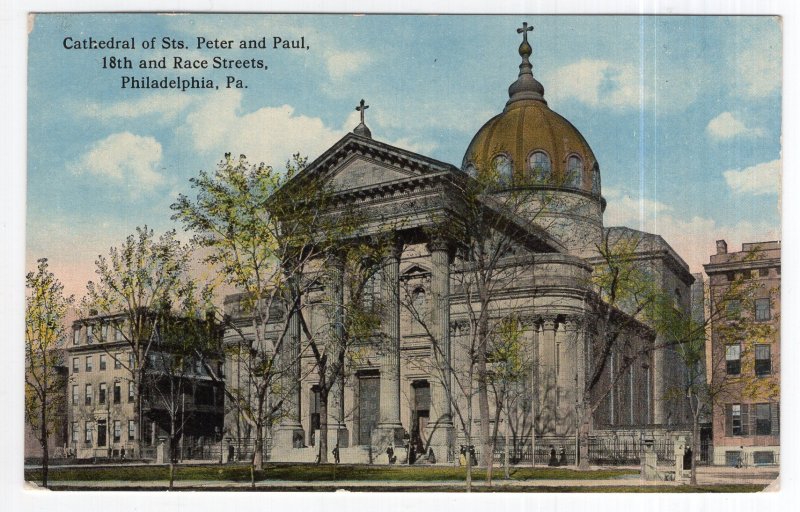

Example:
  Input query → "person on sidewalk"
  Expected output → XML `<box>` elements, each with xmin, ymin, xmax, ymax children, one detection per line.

<box><xmin>548</xmin><ymin>445</ymin><xmax>557</xmax><ymax>466</ymax></box>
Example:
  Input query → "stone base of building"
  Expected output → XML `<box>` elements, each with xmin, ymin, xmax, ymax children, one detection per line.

<box><xmin>712</xmin><ymin>445</ymin><xmax>780</xmax><ymax>466</ymax></box>
<box><xmin>272</xmin><ymin>424</ymin><xmax>305</xmax><ymax>449</ymax></box>
<box><xmin>371</xmin><ymin>424</ymin><xmax>405</xmax><ymax>460</ymax></box>
<box><xmin>312</xmin><ymin>426</ymin><xmax>350</xmax><ymax>450</ymax></box>
<box><xmin>425</xmin><ymin>422</ymin><xmax>454</xmax><ymax>463</ymax></box>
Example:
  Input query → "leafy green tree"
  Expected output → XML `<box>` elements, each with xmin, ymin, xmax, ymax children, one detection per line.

<box><xmin>172</xmin><ymin>153</ymin><xmax>361</xmax><ymax>475</ymax></box>
<box><xmin>667</xmin><ymin>267</ymin><xmax>778</xmax><ymax>484</ymax></box>
<box><xmin>25</xmin><ymin>258</ymin><xmax>74</xmax><ymax>487</ymax></box>
<box><xmin>301</xmin><ymin>238</ymin><xmax>387</xmax><ymax>463</ymax></box>
<box><xmin>82</xmin><ymin>226</ymin><xmax>193</xmax><ymax>459</ymax></box>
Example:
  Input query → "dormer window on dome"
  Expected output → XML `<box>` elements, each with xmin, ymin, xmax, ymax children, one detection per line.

<box><xmin>567</xmin><ymin>155</ymin><xmax>583</xmax><ymax>188</ymax></box>
<box><xmin>493</xmin><ymin>154</ymin><xmax>513</xmax><ymax>185</ymax></box>
<box><xmin>530</xmin><ymin>151</ymin><xmax>551</xmax><ymax>183</ymax></box>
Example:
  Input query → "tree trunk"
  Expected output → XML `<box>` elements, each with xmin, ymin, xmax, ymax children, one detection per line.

<box><xmin>477</xmin><ymin>318</ymin><xmax>491</xmax><ymax>467</ymax></box>
<box><xmin>504</xmin><ymin>419</ymin><xmax>510</xmax><ymax>479</ymax></box>
<box><xmin>691</xmin><ymin>408</ymin><xmax>700</xmax><ymax>485</ymax></box>
<box><xmin>253</xmin><ymin>429</ymin><xmax>263</xmax><ymax>469</ymax></box>
<box><xmin>40</xmin><ymin>396</ymin><xmax>49</xmax><ymax>488</ymax></box>
<box><xmin>465</xmin><ymin>443</ymin><xmax>473</xmax><ymax>493</ymax></box>
<box><xmin>318</xmin><ymin>391</ymin><xmax>329</xmax><ymax>464</ymax></box>
<box><xmin>486</xmin><ymin>394</ymin><xmax>503</xmax><ymax>484</ymax></box>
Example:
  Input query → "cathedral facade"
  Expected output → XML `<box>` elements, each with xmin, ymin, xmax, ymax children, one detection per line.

<box><xmin>223</xmin><ymin>25</ymin><xmax>693</xmax><ymax>464</ymax></box>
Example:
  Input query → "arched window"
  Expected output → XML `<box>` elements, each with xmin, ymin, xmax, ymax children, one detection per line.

<box><xmin>493</xmin><ymin>154</ymin><xmax>513</xmax><ymax>185</ymax></box>
<box><xmin>591</xmin><ymin>164</ymin><xmax>601</xmax><ymax>195</ymax></box>
<box><xmin>529</xmin><ymin>151</ymin><xmax>551</xmax><ymax>182</ymax></box>
<box><xmin>567</xmin><ymin>155</ymin><xmax>583</xmax><ymax>188</ymax></box>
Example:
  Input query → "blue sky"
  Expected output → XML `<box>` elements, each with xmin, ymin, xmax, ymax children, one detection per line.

<box><xmin>27</xmin><ymin>14</ymin><xmax>782</xmax><ymax>297</ymax></box>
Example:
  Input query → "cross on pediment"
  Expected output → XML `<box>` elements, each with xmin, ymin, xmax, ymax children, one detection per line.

<box><xmin>517</xmin><ymin>22</ymin><xmax>533</xmax><ymax>43</ymax></box>
<box><xmin>356</xmin><ymin>99</ymin><xmax>369</xmax><ymax>124</ymax></box>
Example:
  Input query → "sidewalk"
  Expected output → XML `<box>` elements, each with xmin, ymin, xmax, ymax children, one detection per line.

<box><xmin>32</xmin><ymin>468</ymin><xmax>779</xmax><ymax>491</ymax></box>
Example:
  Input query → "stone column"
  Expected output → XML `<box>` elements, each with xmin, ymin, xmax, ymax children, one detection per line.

<box><xmin>373</xmin><ymin>240</ymin><xmax>404</xmax><ymax>451</ymax></box>
<box><xmin>540</xmin><ymin>317</ymin><xmax>558</xmax><ymax>434</ymax></box>
<box><xmin>327</xmin><ymin>253</ymin><xmax>349</xmax><ymax>448</ymax></box>
<box><xmin>273</xmin><ymin>289</ymin><xmax>304</xmax><ymax>451</ymax></box>
<box><xmin>426</xmin><ymin>236</ymin><xmax>454</xmax><ymax>457</ymax></box>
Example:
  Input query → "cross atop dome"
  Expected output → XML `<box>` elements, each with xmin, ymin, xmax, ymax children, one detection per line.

<box><xmin>517</xmin><ymin>22</ymin><xmax>533</xmax><ymax>44</ymax></box>
<box><xmin>506</xmin><ymin>21</ymin><xmax>546</xmax><ymax>107</ymax></box>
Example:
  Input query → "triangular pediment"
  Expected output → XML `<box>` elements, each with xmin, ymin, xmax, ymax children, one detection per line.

<box><xmin>284</xmin><ymin>132</ymin><xmax>460</xmax><ymax>194</ymax></box>
<box><xmin>328</xmin><ymin>154</ymin><xmax>418</xmax><ymax>191</ymax></box>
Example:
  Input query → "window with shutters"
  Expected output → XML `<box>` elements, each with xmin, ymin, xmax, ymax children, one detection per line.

<box><xmin>727</xmin><ymin>403</ymin><xmax>752</xmax><ymax>436</ymax></box>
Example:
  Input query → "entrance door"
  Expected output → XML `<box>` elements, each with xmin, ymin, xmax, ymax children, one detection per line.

<box><xmin>358</xmin><ymin>375</ymin><xmax>380</xmax><ymax>445</ymax></box>
<box><xmin>411</xmin><ymin>381</ymin><xmax>430</xmax><ymax>451</ymax></box>
<box><xmin>97</xmin><ymin>419</ymin><xmax>107</xmax><ymax>447</ymax></box>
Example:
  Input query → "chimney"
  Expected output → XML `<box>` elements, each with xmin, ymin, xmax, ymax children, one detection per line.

<box><xmin>716</xmin><ymin>240</ymin><xmax>727</xmax><ymax>255</ymax></box>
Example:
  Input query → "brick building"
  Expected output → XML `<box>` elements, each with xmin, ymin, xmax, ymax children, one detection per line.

<box><xmin>704</xmin><ymin>240</ymin><xmax>780</xmax><ymax>466</ymax></box>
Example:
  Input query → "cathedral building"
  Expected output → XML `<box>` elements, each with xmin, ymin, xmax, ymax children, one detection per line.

<box><xmin>223</xmin><ymin>24</ymin><xmax>693</xmax><ymax>464</ymax></box>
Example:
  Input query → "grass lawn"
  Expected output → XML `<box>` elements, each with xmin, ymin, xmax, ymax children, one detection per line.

<box><xmin>27</xmin><ymin>463</ymin><xmax>638</xmax><ymax>483</ymax></box>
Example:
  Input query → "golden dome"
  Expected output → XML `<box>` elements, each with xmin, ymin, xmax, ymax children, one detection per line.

<box><xmin>462</xmin><ymin>26</ymin><xmax>600</xmax><ymax>196</ymax></box>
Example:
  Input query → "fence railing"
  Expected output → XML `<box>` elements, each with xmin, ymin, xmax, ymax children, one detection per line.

<box><xmin>461</xmin><ymin>431</ymin><xmax>686</xmax><ymax>466</ymax></box>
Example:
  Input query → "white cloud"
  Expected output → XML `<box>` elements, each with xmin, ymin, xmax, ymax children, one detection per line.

<box><xmin>723</xmin><ymin>159</ymin><xmax>781</xmax><ymax>196</ymax></box>
<box><xmin>546</xmin><ymin>59</ymin><xmax>645</xmax><ymax>110</ymax></box>
<box><xmin>706</xmin><ymin>112</ymin><xmax>765</xmax><ymax>140</ymax></box>
<box><xmin>183</xmin><ymin>90</ymin><xmax>345</xmax><ymax>167</ymax></box>
<box><xmin>602</xmin><ymin>187</ymin><xmax>671</xmax><ymax>228</ymax></box>
<box><xmin>70</xmin><ymin>132</ymin><xmax>165</xmax><ymax>192</ymax></box>
<box><xmin>325</xmin><ymin>49</ymin><xmax>371</xmax><ymax>81</ymax></box>
<box><xmin>78</xmin><ymin>93</ymin><xmax>196</xmax><ymax>122</ymax></box>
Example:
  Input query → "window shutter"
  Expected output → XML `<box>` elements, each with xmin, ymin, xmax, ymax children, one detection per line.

<box><xmin>741</xmin><ymin>404</ymin><xmax>750</xmax><ymax>436</ymax></box>
<box><xmin>725</xmin><ymin>404</ymin><xmax>733</xmax><ymax>437</ymax></box>
<box><xmin>771</xmin><ymin>403</ymin><xmax>780</xmax><ymax>436</ymax></box>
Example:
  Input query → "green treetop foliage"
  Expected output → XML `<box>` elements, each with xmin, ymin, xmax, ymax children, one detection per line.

<box><xmin>26</xmin><ymin>258</ymin><xmax>74</xmax><ymax>486</ymax></box>
<box><xmin>25</xmin><ymin>258</ymin><xmax>74</xmax><ymax>434</ymax></box>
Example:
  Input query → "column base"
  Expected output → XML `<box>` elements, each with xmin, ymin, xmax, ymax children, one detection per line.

<box><xmin>425</xmin><ymin>421</ymin><xmax>454</xmax><ymax>463</ymax></box>
<box><xmin>273</xmin><ymin>423</ymin><xmax>306</xmax><ymax>449</ymax></box>
<box><xmin>314</xmin><ymin>425</ymin><xmax>349</xmax><ymax>450</ymax></box>
<box><xmin>371</xmin><ymin>423</ymin><xmax>406</xmax><ymax>462</ymax></box>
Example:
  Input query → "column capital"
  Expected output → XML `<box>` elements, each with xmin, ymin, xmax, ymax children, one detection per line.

<box><xmin>427</xmin><ymin>233</ymin><xmax>454</xmax><ymax>256</ymax></box>
<box><xmin>541</xmin><ymin>316</ymin><xmax>558</xmax><ymax>330</ymax></box>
